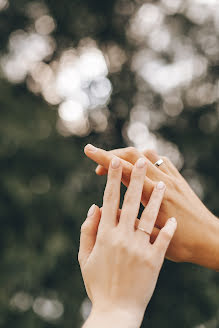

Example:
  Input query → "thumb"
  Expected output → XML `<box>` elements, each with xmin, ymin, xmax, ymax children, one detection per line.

<box><xmin>95</xmin><ymin>165</ymin><xmax>107</xmax><ymax>176</ymax></box>
<box><xmin>78</xmin><ymin>205</ymin><xmax>101</xmax><ymax>268</ymax></box>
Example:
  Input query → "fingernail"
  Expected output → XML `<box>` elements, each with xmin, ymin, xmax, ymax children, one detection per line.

<box><xmin>86</xmin><ymin>144</ymin><xmax>97</xmax><ymax>153</ymax></box>
<box><xmin>136</xmin><ymin>158</ymin><xmax>146</xmax><ymax>168</ymax></box>
<box><xmin>87</xmin><ymin>204</ymin><xmax>96</xmax><ymax>217</ymax></box>
<box><xmin>157</xmin><ymin>181</ymin><xmax>165</xmax><ymax>190</ymax></box>
<box><xmin>169</xmin><ymin>217</ymin><xmax>176</xmax><ymax>223</ymax></box>
<box><xmin>111</xmin><ymin>157</ymin><xmax>120</xmax><ymax>169</ymax></box>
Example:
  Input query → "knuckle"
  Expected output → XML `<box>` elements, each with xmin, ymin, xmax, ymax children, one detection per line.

<box><xmin>144</xmin><ymin>253</ymin><xmax>156</xmax><ymax>269</ymax></box>
<box><xmin>135</xmin><ymin>247</ymin><xmax>147</xmax><ymax>260</ymax></box>
<box><xmin>119</xmin><ymin>238</ymin><xmax>129</xmax><ymax>251</ymax></box>
<box><xmin>104</xmin><ymin>189</ymin><xmax>114</xmax><ymax>202</ymax></box>
<box><xmin>165</xmin><ymin>176</ymin><xmax>176</xmax><ymax>189</ymax></box>
<box><xmin>113</xmin><ymin>232</ymin><xmax>129</xmax><ymax>251</ymax></box>
<box><xmin>131</xmin><ymin>248</ymin><xmax>142</xmax><ymax>260</ymax></box>
<box><xmin>126</xmin><ymin>146</ymin><xmax>136</xmax><ymax>155</ymax></box>
<box><xmin>145</xmin><ymin>149</ymin><xmax>155</xmax><ymax>158</ymax></box>
<box><xmin>124</xmin><ymin>190</ymin><xmax>137</xmax><ymax>205</ymax></box>
<box><xmin>97</xmin><ymin>232</ymin><xmax>108</xmax><ymax>246</ymax></box>
<box><xmin>104</xmin><ymin>184</ymin><xmax>116</xmax><ymax>202</ymax></box>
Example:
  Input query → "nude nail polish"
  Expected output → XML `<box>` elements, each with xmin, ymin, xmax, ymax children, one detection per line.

<box><xmin>157</xmin><ymin>181</ymin><xmax>165</xmax><ymax>190</ymax></box>
<box><xmin>87</xmin><ymin>204</ymin><xmax>96</xmax><ymax>217</ymax></box>
<box><xmin>111</xmin><ymin>157</ymin><xmax>120</xmax><ymax>169</ymax></box>
<box><xmin>86</xmin><ymin>144</ymin><xmax>97</xmax><ymax>153</ymax></box>
<box><xmin>136</xmin><ymin>158</ymin><xmax>146</xmax><ymax>168</ymax></box>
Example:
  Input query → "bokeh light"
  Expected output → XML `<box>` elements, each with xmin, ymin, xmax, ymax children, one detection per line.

<box><xmin>1</xmin><ymin>0</ymin><xmax>219</xmax><ymax>327</ymax></box>
<box><xmin>33</xmin><ymin>297</ymin><xmax>64</xmax><ymax>321</ymax></box>
<box><xmin>0</xmin><ymin>0</ymin><xmax>8</xmax><ymax>11</ymax></box>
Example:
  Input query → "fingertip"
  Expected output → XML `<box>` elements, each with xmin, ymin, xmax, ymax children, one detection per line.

<box><xmin>95</xmin><ymin>165</ymin><xmax>106</xmax><ymax>175</ymax></box>
<box><xmin>111</xmin><ymin>156</ymin><xmax>121</xmax><ymax>169</ymax></box>
<box><xmin>168</xmin><ymin>217</ymin><xmax>177</xmax><ymax>229</ymax></box>
<box><xmin>84</xmin><ymin>144</ymin><xmax>89</xmax><ymax>155</ymax></box>
<box><xmin>156</xmin><ymin>181</ymin><xmax>166</xmax><ymax>190</ymax></box>
<box><xmin>169</xmin><ymin>217</ymin><xmax>177</xmax><ymax>224</ymax></box>
<box><xmin>136</xmin><ymin>157</ymin><xmax>147</xmax><ymax>169</ymax></box>
<box><xmin>87</xmin><ymin>204</ymin><xmax>96</xmax><ymax>217</ymax></box>
<box><xmin>84</xmin><ymin>144</ymin><xmax>98</xmax><ymax>156</ymax></box>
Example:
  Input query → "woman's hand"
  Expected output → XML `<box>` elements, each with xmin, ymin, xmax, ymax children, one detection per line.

<box><xmin>84</xmin><ymin>145</ymin><xmax>219</xmax><ymax>270</ymax></box>
<box><xmin>79</xmin><ymin>157</ymin><xmax>177</xmax><ymax>328</ymax></box>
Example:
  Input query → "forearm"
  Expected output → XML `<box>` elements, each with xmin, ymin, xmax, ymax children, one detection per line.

<box><xmin>189</xmin><ymin>212</ymin><xmax>219</xmax><ymax>271</ymax></box>
<box><xmin>83</xmin><ymin>307</ymin><xmax>144</xmax><ymax>328</ymax></box>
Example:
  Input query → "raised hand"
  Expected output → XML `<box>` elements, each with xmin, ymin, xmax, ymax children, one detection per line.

<box><xmin>79</xmin><ymin>157</ymin><xmax>177</xmax><ymax>328</ymax></box>
<box><xmin>84</xmin><ymin>145</ymin><xmax>219</xmax><ymax>270</ymax></box>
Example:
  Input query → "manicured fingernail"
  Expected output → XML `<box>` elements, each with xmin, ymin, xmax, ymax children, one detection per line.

<box><xmin>87</xmin><ymin>204</ymin><xmax>96</xmax><ymax>217</ymax></box>
<box><xmin>136</xmin><ymin>158</ymin><xmax>146</xmax><ymax>168</ymax></box>
<box><xmin>86</xmin><ymin>144</ymin><xmax>97</xmax><ymax>153</ymax></box>
<box><xmin>169</xmin><ymin>217</ymin><xmax>176</xmax><ymax>223</ymax></box>
<box><xmin>157</xmin><ymin>181</ymin><xmax>165</xmax><ymax>190</ymax></box>
<box><xmin>111</xmin><ymin>157</ymin><xmax>120</xmax><ymax>169</ymax></box>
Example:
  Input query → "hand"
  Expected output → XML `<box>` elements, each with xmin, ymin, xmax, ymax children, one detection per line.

<box><xmin>84</xmin><ymin>145</ymin><xmax>219</xmax><ymax>270</ymax></box>
<box><xmin>79</xmin><ymin>157</ymin><xmax>177</xmax><ymax>328</ymax></box>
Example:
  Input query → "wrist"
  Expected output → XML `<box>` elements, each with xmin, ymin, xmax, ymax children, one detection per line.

<box><xmin>83</xmin><ymin>305</ymin><xmax>144</xmax><ymax>328</ymax></box>
<box><xmin>188</xmin><ymin>211</ymin><xmax>219</xmax><ymax>270</ymax></box>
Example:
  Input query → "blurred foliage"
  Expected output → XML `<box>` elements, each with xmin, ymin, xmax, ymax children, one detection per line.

<box><xmin>0</xmin><ymin>0</ymin><xmax>219</xmax><ymax>327</ymax></box>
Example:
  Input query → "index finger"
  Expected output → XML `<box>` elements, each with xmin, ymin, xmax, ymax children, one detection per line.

<box><xmin>84</xmin><ymin>144</ymin><xmax>154</xmax><ymax>205</ymax></box>
<box><xmin>100</xmin><ymin>157</ymin><xmax>122</xmax><ymax>229</ymax></box>
<box><xmin>95</xmin><ymin>148</ymin><xmax>166</xmax><ymax>181</ymax></box>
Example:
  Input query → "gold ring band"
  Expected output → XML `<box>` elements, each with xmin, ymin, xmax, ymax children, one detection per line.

<box><xmin>137</xmin><ymin>227</ymin><xmax>151</xmax><ymax>236</ymax></box>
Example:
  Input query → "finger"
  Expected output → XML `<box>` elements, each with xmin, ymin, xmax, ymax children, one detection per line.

<box><xmin>153</xmin><ymin>217</ymin><xmax>177</xmax><ymax>260</ymax></box>
<box><xmin>95</xmin><ymin>148</ymin><xmax>154</xmax><ymax>176</ymax></box>
<box><xmin>96</xmin><ymin>165</ymin><xmax>107</xmax><ymax>176</ymax></box>
<box><xmin>95</xmin><ymin>149</ymin><xmax>124</xmax><ymax>176</ymax></box>
<box><xmin>104</xmin><ymin>207</ymin><xmax>121</xmax><ymax>224</ymax></box>
<box><xmin>94</xmin><ymin>147</ymin><xmax>166</xmax><ymax>180</ymax></box>
<box><xmin>135</xmin><ymin>218</ymin><xmax>160</xmax><ymax>244</ymax></box>
<box><xmin>143</xmin><ymin>149</ymin><xmax>170</xmax><ymax>175</ymax></box>
<box><xmin>95</xmin><ymin>146</ymin><xmax>142</xmax><ymax>176</ymax></box>
<box><xmin>100</xmin><ymin>157</ymin><xmax>122</xmax><ymax>229</ymax></box>
<box><xmin>142</xmin><ymin>149</ymin><xmax>159</xmax><ymax>163</ymax></box>
<box><xmin>137</xmin><ymin>181</ymin><xmax>166</xmax><ymax>241</ymax></box>
<box><xmin>84</xmin><ymin>144</ymin><xmax>155</xmax><ymax>206</ymax></box>
<box><xmin>161</xmin><ymin>156</ymin><xmax>182</xmax><ymax>177</ymax></box>
<box><xmin>101</xmin><ymin>206</ymin><xmax>123</xmax><ymax>225</ymax></box>
<box><xmin>78</xmin><ymin>205</ymin><xmax>101</xmax><ymax>268</ymax></box>
<box><xmin>119</xmin><ymin>157</ymin><xmax>147</xmax><ymax>230</ymax></box>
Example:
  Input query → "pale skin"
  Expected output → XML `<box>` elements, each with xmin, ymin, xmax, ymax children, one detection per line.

<box><xmin>84</xmin><ymin>144</ymin><xmax>219</xmax><ymax>271</ymax></box>
<box><xmin>78</xmin><ymin>157</ymin><xmax>177</xmax><ymax>328</ymax></box>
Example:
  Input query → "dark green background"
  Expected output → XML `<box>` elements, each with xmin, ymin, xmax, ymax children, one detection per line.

<box><xmin>0</xmin><ymin>0</ymin><xmax>218</xmax><ymax>327</ymax></box>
